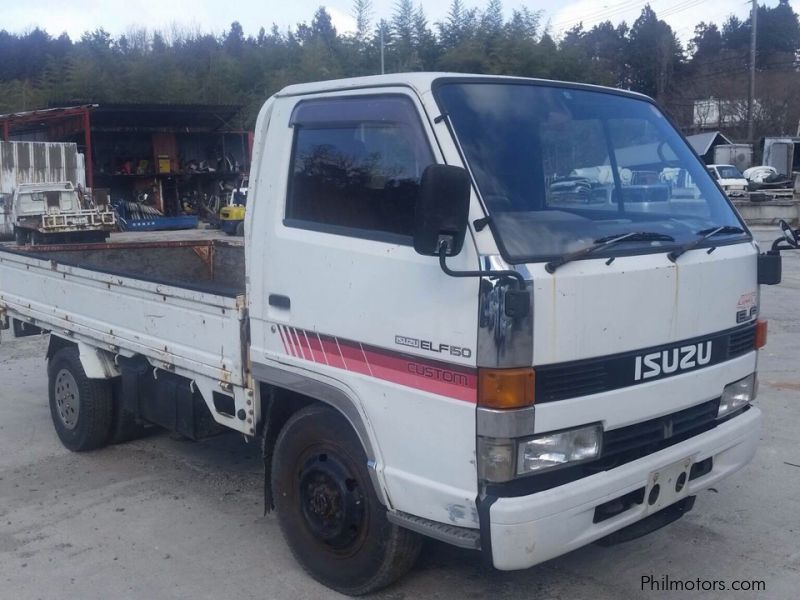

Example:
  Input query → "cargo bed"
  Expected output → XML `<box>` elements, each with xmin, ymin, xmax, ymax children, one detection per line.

<box><xmin>0</xmin><ymin>239</ymin><xmax>248</xmax><ymax>389</ymax></box>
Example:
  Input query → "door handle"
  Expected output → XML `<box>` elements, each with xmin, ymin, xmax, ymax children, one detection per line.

<box><xmin>268</xmin><ymin>294</ymin><xmax>291</xmax><ymax>310</ymax></box>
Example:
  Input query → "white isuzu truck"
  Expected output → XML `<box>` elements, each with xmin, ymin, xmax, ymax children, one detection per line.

<box><xmin>0</xmin><ymin>74</ymin><xmax>797</xmax><ymax>595</ymax></box>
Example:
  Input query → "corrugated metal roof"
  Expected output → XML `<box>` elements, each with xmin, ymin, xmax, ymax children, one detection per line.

<box><xmin>686</xmin><ymin>131</ymin><xmax>732</xmax><ymax>156</ymax></box>
<box><xmin>0</xmin><ymin>104</ymin><xmax>95</xmax><ymax>121</ymax></box>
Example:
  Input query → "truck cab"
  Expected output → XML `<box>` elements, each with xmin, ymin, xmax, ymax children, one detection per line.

<box><xmin>246</xmin><ymin>74</ymin><xmax>764</xmax><ymax>583</ymax></box>
<box><xmin>12</xmin><ymin>181</ymin><xmax>115</xmax><ymax>245</ymax></box>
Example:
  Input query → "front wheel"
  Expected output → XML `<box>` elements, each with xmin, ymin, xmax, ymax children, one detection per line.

<box><xmin>272</xmin><ymin>405</ymin><xmax>422</xmax><ymax>595</ymax></box>
<box><xmin>47</xmin><ymin>346</ymin><xmax>113</xmax><ymax>451</ymax></box>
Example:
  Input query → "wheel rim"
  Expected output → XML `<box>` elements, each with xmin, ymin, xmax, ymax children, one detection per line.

<box><xmin>54</xmin><ymin>368</ymin><xmax>80</xmax><ymax>430</ymax></box>
<box><xmin>298</xmin><ymin>451</ymin><xmax>366</xmax><ymax>551</ymax></box>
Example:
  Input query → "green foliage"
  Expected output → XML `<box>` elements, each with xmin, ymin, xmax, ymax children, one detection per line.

<box><xmin>0</xmin><ymin>1</ymin><xmax>797</xmax><ymax>129</ymax></box>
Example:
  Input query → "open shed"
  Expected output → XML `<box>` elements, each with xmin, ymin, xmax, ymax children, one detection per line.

<box><xmin>0</xmin><ymin>103</ymin><xmax>252</xmax><ymax>218</ymax></box>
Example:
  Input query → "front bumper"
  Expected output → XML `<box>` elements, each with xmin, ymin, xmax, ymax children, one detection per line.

<box><xmin>487</xmin><ymin>407</ymin><xmax>761</xmax><ymax>570</ymax></box>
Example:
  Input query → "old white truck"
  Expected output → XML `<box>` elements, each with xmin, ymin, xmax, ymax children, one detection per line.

<box><xmin>0</xmin><ymin>141</ymin><xmax>115</xmax><ymax>244</ymax></box>
<box><xmin>0</xmin><ymin>74</ymin><xmax>797</xmax><ymax>594</ymax></box>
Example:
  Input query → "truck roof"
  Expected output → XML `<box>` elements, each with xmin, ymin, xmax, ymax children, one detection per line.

<box><xmin>17</xmin><ymin>181</ymin><xmax>74</xmax><ymax>192</ymax></box>
<box><xmin>275</xmin><ymin>72</ymin><xmax>652</xmax><ymax>102</ymax></box>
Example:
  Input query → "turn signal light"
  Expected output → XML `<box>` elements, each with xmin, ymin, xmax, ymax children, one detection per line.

<box><xmin>478</xmin><ymin>367</ymin><xmax>535</xmax><ymax>409</ymax></box>
<box><xmin>755</xmin><ymin>319</ymin><xmax>768</xmax><ymax>349</ymax></box>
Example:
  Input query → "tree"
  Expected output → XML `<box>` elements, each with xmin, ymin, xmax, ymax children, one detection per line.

<box><xmin>223</xmin><ymin>22</ymin><xmax>245</xmax><ymax>55</ymax></box>
<box><xmin>438</xmin><ymin>0</ymin><xmax>476</xmax><ymax>50</ymax></box>
<box><xmin>690</xmin><ymin>22</ymin><xmax>722</xmax><ymax>58</ymax></box>
<box><xmin>391</xmin><ymin>0</ymin><xmax>417</xmax><ymax>70</ymax></box>
<box><xmin>626</xmin><ymin>5</ymin><xmax>683</xmax><ymax>99</ymax></box>
<box><xmin>353</xmin><ymin>0</ymin><xmax>373</xmax><ymax>42</ymax></box>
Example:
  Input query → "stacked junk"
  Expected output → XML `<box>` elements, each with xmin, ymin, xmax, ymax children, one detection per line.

<box><xmin>710</xmin><ymin>138</ymin><xmax>800</xmax><ymax>202</ymax></box>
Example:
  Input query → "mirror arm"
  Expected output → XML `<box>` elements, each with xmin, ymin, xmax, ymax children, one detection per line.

<box><xmin>771</xmin><ymin>239</ymin><xmax>798</xmax><ymax>252</ymax></box>
<box><xmin>437</xmin><ymin>241</ymin><xmax>526</xmax><ymax>289</ymax></box>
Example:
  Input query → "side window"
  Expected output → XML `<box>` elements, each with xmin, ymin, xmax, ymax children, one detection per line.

<box><xmin>286</xmin><ymin>95</ymin><xmax>434</xmax><ymax>241</ymax></box>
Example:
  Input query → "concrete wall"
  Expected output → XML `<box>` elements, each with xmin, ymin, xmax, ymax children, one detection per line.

<box><xmin>732</xmin><ymin>198</ymin><xmax>799</xmax><ymax>226</ymax></box>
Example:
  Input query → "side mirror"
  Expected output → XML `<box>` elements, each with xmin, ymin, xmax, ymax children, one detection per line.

<box><xmin>413</xmin><ymin>164</ymin><xmax>471</xmax><ymax>256</ymax></box>
<box><xmin>779</xmin><ymin>219</ymin><xmax>799</xmax><ymax>248</ymax></box>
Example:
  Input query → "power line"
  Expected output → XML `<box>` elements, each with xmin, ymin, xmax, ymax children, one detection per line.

<box><xmin>660</xmin><ymin>0</ymin><xmax>709</xmax><ymax>19</ymax></box>
<box><xmin>552</xmin><ymin>0</ymin><xmax>710</xmax><ymax>32</ymax></box>
<box><xmin>551</xmin><ymin>0</ymin><xmax>647</xmax><ymax>30</ymax></box>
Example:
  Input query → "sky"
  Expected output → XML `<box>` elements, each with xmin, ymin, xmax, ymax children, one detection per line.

<box><xmin>0</xmin><ymin>0</ymin><xmax>792</xmax><ymax>45</ymax></box>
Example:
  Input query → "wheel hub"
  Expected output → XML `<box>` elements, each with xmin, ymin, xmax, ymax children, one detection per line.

<box><xmin>54</xmin><ymin>369</ymin><xmax>80</xmax><ymax>430</ymax></box>
<box><xmin>299</xmin><ymin>453</ymin><xmax>365</xmax><ymax>550</ymax></box>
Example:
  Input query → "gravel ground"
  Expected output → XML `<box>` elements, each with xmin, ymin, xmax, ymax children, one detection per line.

<box><xmin>0</xmin><ymin>227</ymin><xmax>798</xmax><ymax>599</ymax></box>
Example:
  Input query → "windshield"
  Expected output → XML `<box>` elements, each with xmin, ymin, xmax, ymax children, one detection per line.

<box><xmin>17</xmin><ymin>190</ymin><xmax>77</xmax><ymax>214</ymax></box>
<box><xmin>715</xmin><ymin>166</ymin><xmax>744</xmax><ymax>179</ymax></box>
<box><xmin>435</xmin><ymin>81</ymin><xmax>747</xmax><ymax>262</ymax></box>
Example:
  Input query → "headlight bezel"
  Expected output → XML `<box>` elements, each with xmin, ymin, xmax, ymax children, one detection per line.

<box><xmin>717</xmin><ymin>373</ymin><xmax>757</xmax><ymax>419</ymax></box>
<box><xmin>516</xmin><ymin>423</ymin><xmax>603</xmax><ymax>476</ymax></box>
<box><xmin>477</xmin><ymin>422</ymin><xmax>604</xmax><ymax>483</ymax></box>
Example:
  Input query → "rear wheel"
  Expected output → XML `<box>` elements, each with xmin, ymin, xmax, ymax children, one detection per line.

<box><xmin>47</xmin><ymin>347</ymin><xmax>113</xmax><ymax>451</ymax></box>
<box><xmin>272</xmin><ymin>405</ymin><xmax>421</xmax><ymax>595</ymax></box>
<box><xmin>235</xmin><ymin>221</ymin><xmax>244</xmax><ymax>236</ymax></box>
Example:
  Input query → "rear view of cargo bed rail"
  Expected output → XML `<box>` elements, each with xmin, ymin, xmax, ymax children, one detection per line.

<box><xmin>0</xmin><ymin>239</ymin><xmax>255</xmax><ymax>434</ymax></box>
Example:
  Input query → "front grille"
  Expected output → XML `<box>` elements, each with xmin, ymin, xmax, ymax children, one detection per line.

<box><xmin>486</xmin><ymin>398</ymin><xmax>731</xmax><ymax>498</ymax></box>
<box><xmin>537</xmin><ymin>363</ymin><xmax>607</xmax><ymax>401</ymax></box>
<box><xmin>728</xmin><ymin>326</ymin><xmax>756</xmax><ymax>357</ymax></box>
<box><xmin>535</xmin><ymin>324</ymin><xmax>756</xmax><ymax>403</ymax></box>
<box><xmin>592</xmin><ymin>398</ymin><xmax>720</xmax><ymax>471</ymax></box>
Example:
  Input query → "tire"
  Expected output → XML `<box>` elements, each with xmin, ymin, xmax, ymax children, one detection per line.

<box><xmin>47</xmin><ymin>346</ymin><xmax>113</xmax><ymax>452</ymax></box>
<box><xmin>235</xmin><ymin>221</ymin><xmax>244</xmax><ymax>237</ymax></box>
<box><xmin>272</xmin><ymin>405</ymin><xmax>422</xmax><ymax>595</ymax></box>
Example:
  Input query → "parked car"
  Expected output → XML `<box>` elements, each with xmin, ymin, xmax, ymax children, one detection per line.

<box><xmin>707</xmin><ymin>164</ymin><xmax>749</xmax><ymax>197</ymax></box>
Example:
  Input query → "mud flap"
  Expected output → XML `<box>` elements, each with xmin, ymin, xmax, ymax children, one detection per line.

<box><xmin>12</xmin><ymin>318</ymin><xmax>44</xmax><ymax>338</ymax></box>
<box><xmin>595</xmin><ymin>495</ymin><xmax>696</xmax><ymax>547</ymax></box>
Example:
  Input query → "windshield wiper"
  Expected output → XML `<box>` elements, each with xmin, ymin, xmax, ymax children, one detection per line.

<box><xmin>545</xmin><ymin>231</ymin><xmax>676</xmax><ymax>274</ymax></box>
<box><xmin>667</xmin><ymin>225</ymin><xmax>746</xmax><ymax>262</ymax></box>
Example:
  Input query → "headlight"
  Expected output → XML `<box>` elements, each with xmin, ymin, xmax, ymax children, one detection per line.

<box><xmin>516</xmin><ymin>424</ymin><xmax>602</xmax><ymax>475</ymax></box>
<box><xmin>718</xmin><ymin>373</ymin><xmax>757</xmax><ymax>418</ymax></box>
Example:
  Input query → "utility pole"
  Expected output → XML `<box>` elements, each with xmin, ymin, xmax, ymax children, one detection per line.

<box><xmin>380</xmin><ymin>20</ymin><xmax>385</xmax><ymax>75</ymax></box>
<box><xmin>747</xmin><ymin>0</ymin><xmax>757</xmax><ymax>141</ymax></box>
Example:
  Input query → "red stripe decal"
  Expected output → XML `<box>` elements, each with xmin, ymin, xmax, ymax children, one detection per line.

<box><xmin>308</xmin><ymin>333</ymin><xmax>329</xmax><ymax>366</ymax></box>
<box><xmin>282</xmin><ymin>326</ymin><xmax>297</xmax><ymax>357</ymax></box>
<box><xmin>285</xmin><ymin>328</ymin><xmax>476</xmax><ymax>403</ymax></box>
<box><xmin>320</xmin><ymin>335</ymin><xmax>347</xmax><ymax>370</ymax></box>
<box><xmin>302</xmin><ymin>330</ymin><xmax>317</xmax><ymax>363</ymax></box>
<box><xmin>277</xmin><ymin>326</ymin><xmax>290</xmax><ymax>355</ymax></box>
<box><xmin>338</xmin><ymin>338</ymin><xmax>373</xmax><ymax>377</ymax></box>
<box><xmin>291</xmin><ymin>328</ymin><xmax>306</xmax><ymax>360</ymax></box>
<box><xmin>359</xmin><ymin>343</ymin><xmax>477</xmax><ymax>403</ymax></box>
